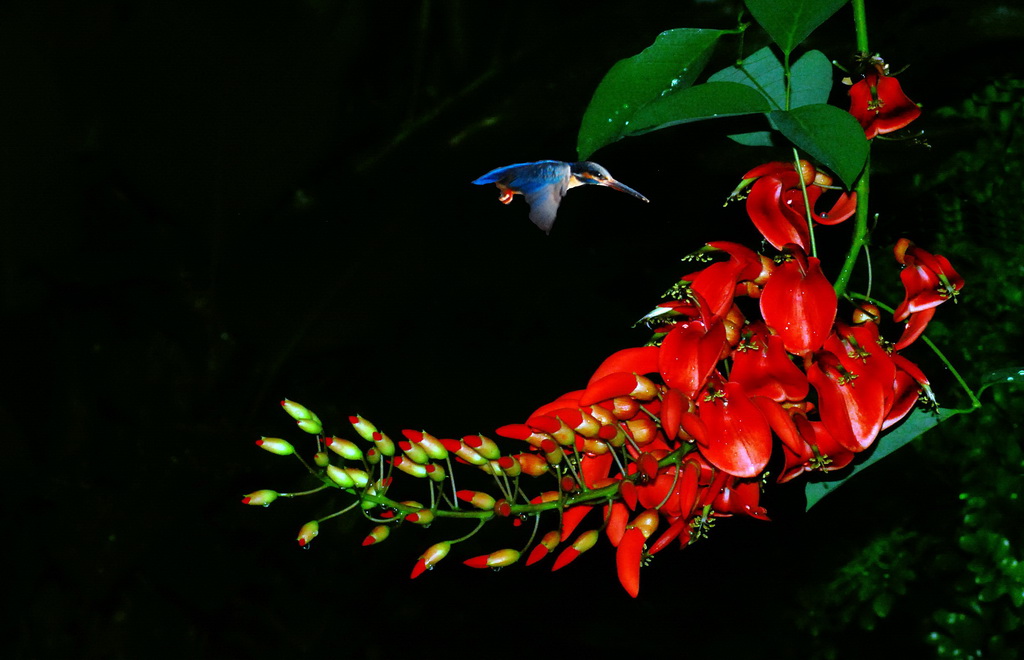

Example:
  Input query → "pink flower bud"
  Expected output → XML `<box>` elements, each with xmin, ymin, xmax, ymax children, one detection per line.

<box><xmin>297</xmin><ymin>520</ymin><xmax>319</xmax><ymax>547</ymax></box>
<box><xmin>241</xmin><ymin>489</ymin><xmax>279</xmax><ymax>506</ymax></box>
<box><xmin>255</xmin><ymin>437</ymin><xmax>295</xmax><ymax>456</ymax></box>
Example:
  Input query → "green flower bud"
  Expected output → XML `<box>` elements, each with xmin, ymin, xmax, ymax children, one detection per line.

<box><xmin>255</xmin><ymin>437</ymin><xmax>295</xmax><ymax>456</ymax></box>
<box><xmin>326</xmin><ymin>464</ymin><xmax>355</xmax><ymax>488</ymax></box>
<box><xmin>325</xmin><ymin>436</ymin><xmax>364</xmax><ymax>461</ymax></box>
<box><xmin>297</xmin><ymin>520</ymin><xmax>319</xmax><ymax>547</ymax></box>
<box><xmin>281</xmin><ymin>399</ymin><xmax>322</xmax><ymax>435</ymax></box>
<box><xmin>241</xmin><ymin>489</ymin><xmax>279</xmax><ymax>506</ymax></box>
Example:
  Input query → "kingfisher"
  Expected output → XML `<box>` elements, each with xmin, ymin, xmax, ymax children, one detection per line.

<box><xmin>472</xmin><ymin>160</ymin><xmax>649</xmax><ymax>233</ymax></box>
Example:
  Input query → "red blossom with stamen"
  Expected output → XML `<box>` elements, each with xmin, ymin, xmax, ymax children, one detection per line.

<box><xmin>848</xmin><ymin>70</ymin><xmax>922</xmax><ymax>139</ymax></box>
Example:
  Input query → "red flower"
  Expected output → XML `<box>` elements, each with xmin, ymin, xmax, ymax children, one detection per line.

<box><xmin>892</xmin><ymin>239</ymin><xmax>964</xmax><ymax>350</ymax></box>
<box><xmin>743</xmin><ymin>161</ymin><xmax>857</xmax><ymax>251</ymax></box>
<box><xmin>848</xmin><ymin>70</ymin><xmax>921</xmax><ymax>139</ymax></box>
<box><xmin>760</xmin><ymin>245</ymin><xmax>837</xmax><ymax>356</ymax></box>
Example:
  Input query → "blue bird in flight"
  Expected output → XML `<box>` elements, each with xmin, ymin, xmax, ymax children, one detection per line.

<box><xmin>472</xmin><ymin>160</ymin><xmax>649</xmax><ymax>233</ymax></box>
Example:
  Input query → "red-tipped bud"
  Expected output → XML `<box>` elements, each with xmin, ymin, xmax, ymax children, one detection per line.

<box><xmin>424</xmin><ymin>463</ymin><xmax>446</xmax><ymax>483</ymax></box>
<box><xmin>456</xmin><ymin>490</ymin><xmax>496</xmax><ymax>510</ymax></box>
<box><xmin>296</xmin><ymin>520</ymin><xmax>319</xmax><ymax>547</ymax></box>
<box><xmin>398</xmin><ymin>438</ymin><xmax>430</xmax><ymax>464</ymax></box>
<box><xmin>515</xmin><ymin>453</ymin><xmax>550</xmax><ymax>476</ymax></box>
<box><xmin>313</xmin><ymin>451</ymin><xmax>330</xmax><ymax>467</ymax></box>
<box><xmin>464</xmin><ymin>549</ymin><xmax>521</xmax><ymax>569</ymax></box>
<box><xmin>362</xmin><ymin>524</ymin><xmax>391</xmax><ymax>546</ymax></box>
<box><xmin>405</xmin><ymin>508</ymin><xmax>435</xmax><ymax>525</ymax></box>
<box><xmin>348</xmin><ymin>414</ymin><xmax>378</xmax><ymax>442</ymax></box>
<box><xmin>392</xmin><ymin>455</ymin><xmax>428</xmax><ymax>478</ymax></box>
<box><xmin>325</xmin><ymin>436</ymin><xmax>364</xmax><ymax>461</ymax></box>
<box><xmin>372</xmin><ymin>431</ymin><xmax>395</xmax><ymax>457</ymax></box>
<box><xmin>496</xmin><ymin>455</ymin><xmax>521</xmax><ymax>477</ymax></box>
<box><xmin>281</xmin><ymin>399</ymin><xmax>322</xmax><ymax>435</ymax></box>
<box><xmin>241</xmin><ymin>489</ymin><xmax>279</xmax><ymax>506</ymax></box>
<box><xmin>326</xmin><ymin>464</ymin><xmax>355</xmax><ymax>488</ymax></box>
<box><xmin>463</xmin><ymin>434</ymin><xmax>501</xmax><ymax>460</ymax></box>
<box><xmin>410</xmin><ymin>430</ymin><xmax>449</xmax><ymax>460</ymax></box>
<box><xmin>551</xmin><ymin>530</ymin><xmax>600</xmax><ymax>571</ymax></box>
<box><xmin>526</xmin><ymin>530</ymin><xmax>562</xmax><ymax>565</ymax></box>
<box><xmin>411</xmin><ymin>541</ymin><xmax>451</xmax><ymax>578</ymax></box>
<box><xmin>255</xmin><ymin>437</ymin><xmax>295</xmax><ymax>456</ymax></box>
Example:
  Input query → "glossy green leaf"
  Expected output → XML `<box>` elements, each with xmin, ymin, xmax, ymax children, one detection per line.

<box><xmin>805</xmin><ymin>407</ymin><xmax>960</xmax><ymax>510</ymax></box>
<box><xmin>708</xmin><ymin>46</ymin><xmax>786</xmax><ymax>110</ymax></box>
<box><xmin>790</xmin><ymin>50</ymin><xmax>834</xmax><ymax>108</ymax></box>
<box><xmin>769</xmin><ymin>104</ymin><xmax>869</xmax><ymax>187</ymax></box>
<box><xmin>625</xmin><ymin>82</ymin><xmax>772</xmax><ymax>135</ymax></box>
<box><xmin>745</xmin><ymin>0</ymin><xmax>849</xmax><ymax>55</ymax></box>
<box><xmin>577</xmin><ymin>28</ymin><xmax>728</xmax><ymax>160</ymax></box>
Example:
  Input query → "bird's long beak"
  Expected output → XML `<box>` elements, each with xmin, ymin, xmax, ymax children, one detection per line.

<box><xmin>601</xmin><ymin>179</ymin><xmax>649</xmax><ymax>203</ymax></box>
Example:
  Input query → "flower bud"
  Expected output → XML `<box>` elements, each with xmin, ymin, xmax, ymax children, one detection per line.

<box><xmin>411</xmin><ymin>541</ymin><xmax>451</xmax><ymax>578</ymax></box>
<box><xmin>372</xmin><ymin>431</ymin><xmax>396</xmax><ymax>457</ymax></box>
<box><xmin>551</xmin><ymin>530</ymin><xmax>600</xmax><ymax>571</ymax></box>
<box><xmin>405</xmin><ymin>508</ymin><xmax>434</xmax><ymax>525</ymax></box>
<box><xmin>424</xmin><ymin>463</ymin><xmax>446</xmax><ymax>483</ymax></box>
<box><xmin>348</xmin><ymin>414</ymin><xmax>378</xmax><ymax>442</ymax></box>
<box><xmin>392</xmin><ymin>455</ymin><xmax>428</xmax><ymax>478</ymax></box>
<box><xmin>255</xmin><ymin>437</ymin><xmax>295</xmax><ymax>456</ymax></box>
<box><xmin>398</xmin><ymin>439</ymin><xmax>430</xmax><ymax>464</ymax></box>
<box><xmin>516</xmin><ymin>452</ymin><xmax>550</xmax><ymax>476</ymax></box>
<box><xmin>463</xmin><ymin>434</ymin><xmax>501</xmax><ymax>460</ymax></box>
<box><xmin>326</xmin><ymin>464</ymin><xmax>355</xmax><ymax>488</ymax></box>
<box><xmin>412</xmin><ymin>430</ymin><xmax>449</xmax><ymax>460</ymax></box>
<box><xmin>344</xmin><ymin>467</ymin><xmax>370</xmax><ymax>488</ymax></box>
<box><xmin>362</xmin><ymin>524</ymin><xmax>391</xmax><ymax>546</ymax></box>
<box><xmin>456</xmin><ymin>490</ymin><xmax>496</xmax><ymax>510</ymax></box>
<box><xmin>313</xmin><ymin>451</ymin><xmax>330</xmax><ymax>467</ymax></box>
<box><xmin>325</xmin><ymin>436</ymin><xmax>363</xmax><ymax>461</ymax></box>
<box><xmin>526</xmin><ymin>530</ymin><xmax>561</xmax><ymax>565</ymax></box>
<box><xmin>464</xmin><ymin>548</ymin><xmax>521</xmax><ymax>569</ymax></box>
<box><xmin>241</xmin><ymin>489</ymin><xmax>279</xmax><ymax>506</ymax></box>
<box><xmin>297</xmin><ymin>520</ymin><xmax>319</xmax><ymax>547</ymax></box>
<box><xmin>281</xmin><ymin>399</ymin><xmax>322</xmax><ymax>435</ymax></box>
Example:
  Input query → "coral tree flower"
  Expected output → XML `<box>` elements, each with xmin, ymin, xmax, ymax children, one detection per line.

<box><xmin>892</xmin><ymin>238</ymin><xmax>964</xmax><ymax>349</ymax></box>
<box><xmin>848</xmin><ymin>66</ymin><xmax>922</xmax><ymax>139</ymax></box>
<box><xmin>760</xmin><ymin>245</ymin><xmax>837</xmax><ymax>357</ymax></box>
<box><xmin>742</xmin><ymin>161</ymin><xmax>857</xmax><ymax>251</ymax></box>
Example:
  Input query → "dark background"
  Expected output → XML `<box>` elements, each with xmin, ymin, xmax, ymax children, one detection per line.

<box><xmin>3</xmin><ymin>1</ymin><xmax>1022</xmax><ymax>657</ymax></box>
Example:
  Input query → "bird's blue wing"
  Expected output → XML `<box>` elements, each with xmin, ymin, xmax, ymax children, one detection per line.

<box><xmin>523</xmin><ymin>176</ymin><xmax>569</xmax><ymax>234</ymax></box>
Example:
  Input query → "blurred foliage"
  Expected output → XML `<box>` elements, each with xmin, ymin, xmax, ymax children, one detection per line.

<box><xmin>794</xmin><ymin>77</ymin><xmax>1024</xmax><ymax>658</ymax></box>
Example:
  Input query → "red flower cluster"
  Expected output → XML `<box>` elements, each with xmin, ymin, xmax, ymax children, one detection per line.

<box><xmin>460</xmin><ymin>163</ymin><xmax>962</xmax><ymax>596</ymax></box>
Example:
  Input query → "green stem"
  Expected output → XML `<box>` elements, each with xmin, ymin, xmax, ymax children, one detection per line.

<box><xmin>852</xmin><ymin>0</ymin><xmax>870</xmax><ymax>54</ymax></box>
<box><xmin>835</xmin><ymin>1</ymin><xmax>872</xmax><ymax>296</ymax></box>
<box><xmin>834</xmin><ymin>155</ymin><xmax>870</xmax><ymax>297</ymax></box>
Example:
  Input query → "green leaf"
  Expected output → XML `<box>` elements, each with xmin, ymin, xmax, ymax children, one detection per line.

<box><xmin>708</xmin><ymin>46</ymin><xmax>786</xmax><ymax>110</ymax></box>
<box><xmin>805</xmin><ymin>408</ymin><xmax>960</xmax><ymax>511</ymax></box>
<box><xmin>745</xmin><ymin>0</ymin><xmax>849</xmax><ymax>55</ymax></box>
<box><xmin>625</xmin><ymin>82</ymin><xmax>772</xmax><ymax>135</ymax></box>
<box><xmin>981</xmin><ymin>366</ymin><xmax>1024</xmax><ymax>387</ymax></box>
<box><xmin>768</xmin><ymin>104</ymin><xmax>869</xmax><ymax>187</ymax></box>
<box><xmin>727</xmin><ymin>131</ymin><xmax>776</xmax><ymax>147</ymax></box>
<box><xmin>577</xmin><ymin>28</ymin><xmax>727</xmax><ymax>160</ymax></box>
<box><xmin>789</xmin><ymin>50</ymin><xmax>833</xmax><ymax>108</ymax></box>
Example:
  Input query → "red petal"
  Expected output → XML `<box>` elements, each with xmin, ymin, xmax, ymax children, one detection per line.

<box><xmin>697</xmin><ymin>381</ymin><xmax>772</xmax><ymax>477</ymax></box>
<box><xmin>615</xmin><ymin>528</ymin><xmax>646</xmax><ymax>598</ymax></box>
